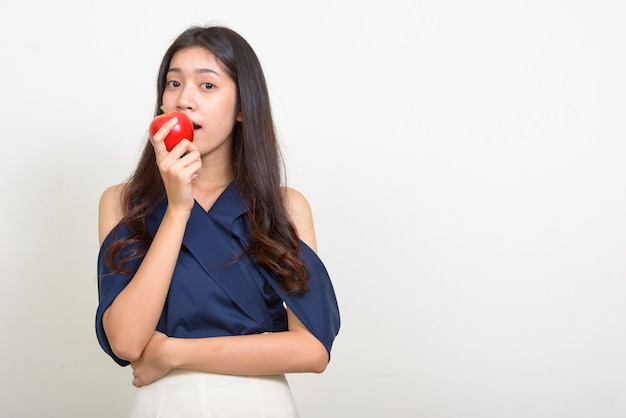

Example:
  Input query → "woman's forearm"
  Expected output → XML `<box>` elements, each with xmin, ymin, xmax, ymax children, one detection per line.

<box><xmin>167</xmin><ymin>329</ymin><xmax>328</xmax><ymax>375</ymax></box>
<box><xmin>103</xmin><ymin>208</ymin><xmax>189</xmax><ymax>361</ymax></box>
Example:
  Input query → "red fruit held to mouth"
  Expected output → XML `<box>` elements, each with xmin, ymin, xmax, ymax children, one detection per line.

<box><xmin>149</xmin><ymin>111</ymin><xmax>195</xmax><ymax>151</ymax></box>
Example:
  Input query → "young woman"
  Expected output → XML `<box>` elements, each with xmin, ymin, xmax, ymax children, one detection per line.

<box><xmin>95</xmin><ymin>25</ymin><xmax>340</xmax><ymax>417</ymax></box>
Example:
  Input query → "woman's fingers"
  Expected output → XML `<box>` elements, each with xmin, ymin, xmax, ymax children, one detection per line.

<box><xmin>156</xmin><ymin>141</ymin><xmax>201</xmax><ymax>211</ymax></box>
<box><xmin>149</xmin><ymin>121</ymin><xmax>200</xmax><ymax>211</ymax></box>
<box><xmin>162</xmin><ymin>141</ymin><xmax>201</xmax><ymax>179</ymax></box>
<box><xmin>150</xmin><ymin>117</ymin><xmax>179</xmax><ymax>161</ymax></box>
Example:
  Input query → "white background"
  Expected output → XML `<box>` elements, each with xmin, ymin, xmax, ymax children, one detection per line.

<box><xmin>1</xmin><ymin>1</ymin><xmax>625</xmax><ymax>417</ymax></box>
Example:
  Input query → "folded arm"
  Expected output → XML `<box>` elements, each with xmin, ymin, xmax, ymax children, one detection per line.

<box><xmin>130</xmin><ymin>307</ymin><xmax>328</xmax><ymax>386</ymax></box>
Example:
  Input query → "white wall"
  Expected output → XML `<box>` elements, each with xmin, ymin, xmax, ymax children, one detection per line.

<box><xmin>1</xmin><ymin>1</ymin><xmax>625</xmax><ymax>417</ymax></box>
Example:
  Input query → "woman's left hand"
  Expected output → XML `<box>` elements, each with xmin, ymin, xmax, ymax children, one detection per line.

<box><xmin>130</xmin><ymin>331</ymin><xmax>171</xmax><ymax>387</ymax></box>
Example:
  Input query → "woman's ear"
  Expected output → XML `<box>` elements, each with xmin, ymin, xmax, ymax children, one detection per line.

<box><xmin>236</xmin><ymin>111</ymin><xmax>243</xmax><ymax>122</ymax></box>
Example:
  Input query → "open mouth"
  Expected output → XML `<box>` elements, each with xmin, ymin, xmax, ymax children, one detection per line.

<box><xmin>192</xmin><ymin>122</ymin><xmax>202</xmax><ymax>130</ymax></box>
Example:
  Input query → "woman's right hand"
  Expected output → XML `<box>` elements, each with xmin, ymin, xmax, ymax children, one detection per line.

<box><xmin>150</xmin><ymin>117</ymin><xmax>201</xmax><ymax>216</ymax></box>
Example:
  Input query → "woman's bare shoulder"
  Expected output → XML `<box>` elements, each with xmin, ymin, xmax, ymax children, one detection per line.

<box><xmin>98</xmin><ymin>183</ymin><xmax>126</xmax><ymax>245</ymax></box>
<box><xmin>282</xmin><ymin>187</ymin><xmax>317</xmax><ymax>252</ymax></box>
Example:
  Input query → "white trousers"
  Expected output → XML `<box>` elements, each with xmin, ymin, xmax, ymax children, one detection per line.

<box><xmin>129</xmin><ymin>370</ymin><xmax>299</xmax><ymax>418</ymax></box>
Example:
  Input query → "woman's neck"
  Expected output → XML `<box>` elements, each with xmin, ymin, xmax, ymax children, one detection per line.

<box><xmin>191</xmin><ymin>157</ymin><xmax>234</xmax><ymax>211</ymax></box>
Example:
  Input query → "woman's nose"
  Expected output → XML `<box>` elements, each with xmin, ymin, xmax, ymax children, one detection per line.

<box><xmin>176</xmin><ymin>87</ymin><xmax>195</xmax><ymax>110</ymax></box>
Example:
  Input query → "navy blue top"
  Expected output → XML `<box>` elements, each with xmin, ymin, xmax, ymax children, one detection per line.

<box><xmin>95</xmin><ymin>182</ymin><xmax>340</xmax><ymax>367</ymax></box>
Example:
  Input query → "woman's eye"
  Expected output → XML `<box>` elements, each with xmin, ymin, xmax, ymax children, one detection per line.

<box><xmin>202</xmin><ymin>82</ymin><xmax>214</xmax><ymax>89</ymax></box>
<box><xmin>166</xmin><ymin>80</ymin><xmax>181</xmax><ymax>88</ymax></box>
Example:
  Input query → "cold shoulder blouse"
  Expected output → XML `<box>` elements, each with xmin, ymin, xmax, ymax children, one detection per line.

<box><xmin>95</xmin><ymin>182</ymin><xmax>340</xmax><ymax>366</ymax></box>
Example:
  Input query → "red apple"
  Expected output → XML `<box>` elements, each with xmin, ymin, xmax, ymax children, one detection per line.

<box><xmin>149</xmin><ymin>111</ymin><xmax>194</xmax><ymax>151</ymax></box>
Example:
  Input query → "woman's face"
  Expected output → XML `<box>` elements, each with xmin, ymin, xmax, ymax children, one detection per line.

<box><xmin>161</xmin><ymin>46</ymin><xmax>241</xmax><ymax>158</ymax></box>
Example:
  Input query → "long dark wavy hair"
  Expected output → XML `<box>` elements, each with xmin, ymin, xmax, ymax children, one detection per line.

<box><xmin>104</xmin><ymin>26</ymin><xmax>309</xmax><ymax>293</ymax></box>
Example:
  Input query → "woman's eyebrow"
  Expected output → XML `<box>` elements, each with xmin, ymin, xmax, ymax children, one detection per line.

<box><xmin>167</xmin><ymin>67</ymin><xmax>221</xmax><ymax>76</ymax></box>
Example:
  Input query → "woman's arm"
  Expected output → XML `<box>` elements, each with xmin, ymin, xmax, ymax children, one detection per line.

<box><xmin>131</xmin><ymin>306</ymin><xmax>328</xmax><ymax>387</ymax></box>
<box><xmin>100</xmin><ymin>188</ymin><xmax>189</xmax><ymax>362</ymax></box>
<box><xmin>283</xmin><ymin>186</ymin><xmax>318</xmax><ymax>252</ymax></box>
<box><xmin>173</xmin><ymin>308</ymin><xmax>327</xmax><ymax>374</ymax></box>
<box><xmin>100</xmin><ymin>120</ymin><xmax>201</xmax><ymax>362</ymax></box>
